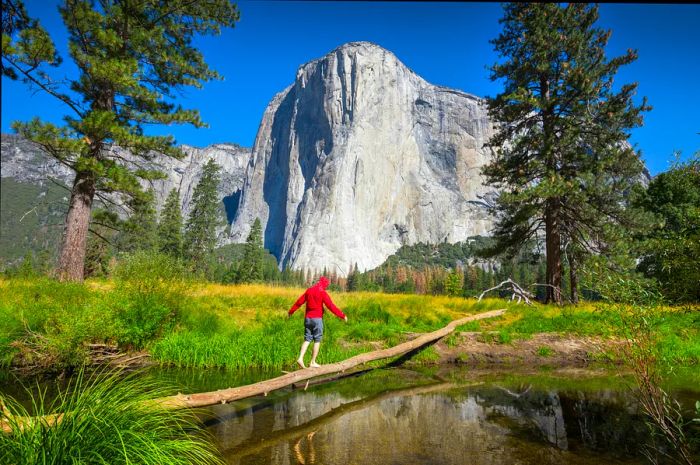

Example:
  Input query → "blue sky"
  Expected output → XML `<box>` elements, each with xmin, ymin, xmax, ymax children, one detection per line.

<box><xmin>2</xmin><ymin>1</ymin><xmax>698</xmax><ymax>175</ymax></box>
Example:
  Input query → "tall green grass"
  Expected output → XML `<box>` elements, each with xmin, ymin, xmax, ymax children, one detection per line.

<box><xmin>151</xmin><ymin>299</ymin><xmax>485</xmax><ymax>369</ymax></box>
<box><xmin>0</xmin><ymin>369</ymin><xmax>223</xmax><ymax>465</ymax></box>
<box><xmin>1</xmin><ymin>265</ymin><xmax>697</xmax><ymax>372</ymax></box>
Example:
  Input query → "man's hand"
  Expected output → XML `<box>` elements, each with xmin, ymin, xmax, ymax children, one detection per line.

<box><xmin>343</xmin><ymin>316</ymin><xmax>348</xmax><ymax>323</ymax></box>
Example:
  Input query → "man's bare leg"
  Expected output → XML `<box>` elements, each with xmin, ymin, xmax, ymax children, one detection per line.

<box><xmin>297</xmin><ymin>341</ymin><xmax>310</xmax><ymax>368</ymax></box>
<box><xmin>309</xmin><ymin>342</ymin><xmax>321</xmax><ymax>367</ymax></box>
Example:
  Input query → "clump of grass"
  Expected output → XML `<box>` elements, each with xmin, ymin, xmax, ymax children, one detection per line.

<box><xmin>443</xmin><ymin>333</ymin><xmax>459</xmax><ymax>348</ymax></box>
<box><xmin>0</xmin><ymin>369</ymin><xmax>223</xmax><ymax>465</ymax></box>
<box><xmin>408</xmin><ymin>345</ymin><xmax>440</xmax><ymax>364</ymax></box>
<box><xmin>456</xmin><ymin>321</ymin><xmax>481</xmax><ymax>332</ymax></box>
<box><xmin>497</xmin><ymin>330</ymin><xmax>512</xmax><ymax>344</ymax></box>
<box><xmin>537</xmin><ymin>346</ymin><xmax>553</xmax><ymax>357</ymax></box>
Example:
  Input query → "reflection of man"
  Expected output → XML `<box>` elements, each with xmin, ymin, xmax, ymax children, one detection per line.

<box><xmin>293</xmin><ymin>431</ymin><xmax>317</xmax><ymax>464</ymax></box>
<box><xmin>288</xmin><ymin>276</ymin><xmax>347</xmax><ymax>368</ymax></box>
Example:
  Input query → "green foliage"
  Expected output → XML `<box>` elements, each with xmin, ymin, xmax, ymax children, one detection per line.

<box><xmin>483</xmin><ymin>3</ymin><xmax>650</xmax><ymax>302</ymax></box>
<box><xmin>0</xmin><ymin>277</ymin><xmax>114</xmax><ymax>369</ymax></box>
<box><xmin>83</xmin><ymin>230</ymin><xmax>111</xmax><ymax>278</ymax></box>
<box><xmin>159</xmin><ymin>188</ymin><xmax>184</xmax><ymax>259</ymax></box>
<box><xmin>444</xmin><ymin>271</ymin><xmax>461</xmax><ymax>297</ymax></box>
<box><xmin>3</xmin><ymin>0</ymin><xmax>239</xmax><ymax>279</ymax></box>
<box><xmin>1</xmin><ymin>0</ymin><xmax>61</xmax><ymax>80</ymax></box>
<box><xmin>382</xmin><ymin>238</ymin><xmax>492</xmax><ymax>269</ymax></box>
<box><xmin>582</xmin><ymin>260</ymin><xmax>663</xmax><ymax>306</ymax></box>
<box><xmin>0</xmin><ymin>369</ymin><xmax>223</xmax><ymax>465</ymax></box>
<box><xmin>537</xmin><ymin>346</ymin><xmax>553</xmax><ymax>357</ymax></box>
<box><xmin>635</xmin><ymin>153</ymin><xmax>700</xmax><ymax>303</ymax></box>
<box><xmin>237</xmin><ymin>218</ymin><xmax>265</xmax><ymax>283</ymax></box>
<box><xmin>118</xmin><ymin>188</ymin><xmax>158</xmax><ymax>253</ymax></box>
<box><xmin>184</xmin><ymin>160</ymin><xmax>222</xmax><ymax>272</ymax></box>
<box><xmin>112</xmin><ymin>251</ymin><xmax>190</xmax><ymax>349</ymax></box>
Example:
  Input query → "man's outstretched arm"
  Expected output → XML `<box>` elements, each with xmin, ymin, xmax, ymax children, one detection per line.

<box><xmin>322</xmin><ymin>292</ymin><xmax>347</xmax><ymax>320</ymax></box>
<box><xmin>288</xmin><ymin>292</ymin><xmax>307</xmax><ymax>317</ymax></box>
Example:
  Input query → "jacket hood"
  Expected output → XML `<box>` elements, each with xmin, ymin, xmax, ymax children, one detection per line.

<box><xmin>318</xmin><ymin>276</ymin><xmax>330</xmax><ymax>289</ymax></box>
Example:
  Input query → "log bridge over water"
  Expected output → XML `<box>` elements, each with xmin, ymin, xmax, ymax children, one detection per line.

<box><xmin>1</xmin><ymin>309</ymin><xmax>505</xmax><ymax>433</ymax></box>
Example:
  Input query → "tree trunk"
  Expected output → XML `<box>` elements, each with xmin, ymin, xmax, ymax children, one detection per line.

<box><xmin>569</xmin><ymin>253</ymin><xmax>579</xmax><ymax>304</ymax></box>
<box><xmin>544</xmin><ymin>199</ymin><xmax>563</xmax><ymax>304</ymax></box>
<box><xmin>57</xmin><ymin>170</ymin><xmax>96</xmax><ymax>282</ymax></box>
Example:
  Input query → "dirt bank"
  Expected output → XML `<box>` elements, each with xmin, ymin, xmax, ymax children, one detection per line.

<box><xmin>428</xmin><ymin>332</ymin><xmax>619</xmax><ymax>367</ymax></box>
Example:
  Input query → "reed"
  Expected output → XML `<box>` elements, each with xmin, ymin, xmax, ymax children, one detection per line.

<box><xmin>0</xmin><ymin>369</ymin><xmax>223</xmax><ymax>465</ymax></box>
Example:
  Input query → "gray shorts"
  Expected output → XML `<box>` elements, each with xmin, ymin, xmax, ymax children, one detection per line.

<box><xmin>304</xmin><ymin>318</ymin><xmax>323</xmax><ymax>342</ymax></box>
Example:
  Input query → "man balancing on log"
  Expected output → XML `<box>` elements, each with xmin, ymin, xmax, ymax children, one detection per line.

<box><xmin>288</xmin><ymin>276</ymin><xmax>348</xmax><ymax>369</ymax></box>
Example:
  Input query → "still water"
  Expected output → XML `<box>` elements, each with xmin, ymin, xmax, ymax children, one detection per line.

<box><xmin>2</xmin><ymin>366</ymin><xmax>699</xmax><ymax>464</ymax></box>
<box><xmin>158</xmin><ymin>366</ymin><xmax>700</xmax><ymax>465</ymax></box>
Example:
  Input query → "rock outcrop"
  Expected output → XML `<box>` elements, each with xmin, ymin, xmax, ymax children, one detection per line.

<box><xmin>1</xmin><ymin>134</ymin><xmax>251</xmax><ymax>224</ymax></box>
<box><xmin>229</xmin><ymin>41</ymin><xmax>496</xmax><ymax>274</ymax></box>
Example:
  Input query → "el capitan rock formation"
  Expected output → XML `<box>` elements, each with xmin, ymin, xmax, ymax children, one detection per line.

<box><xmin>229</xmin><ymin>42</ymin><xmax>496</xmax><ymax>274</ymax></box>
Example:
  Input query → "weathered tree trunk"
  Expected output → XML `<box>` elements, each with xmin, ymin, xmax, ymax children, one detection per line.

<box><xmin>57</xmin><ymin>170</ymin><xmax>96</xmax><ymax>282</ymax></box>
<box><xmin>544</xmin><ymin>199</ymin><xmax>563</xmax><ymax>304</ymax></box>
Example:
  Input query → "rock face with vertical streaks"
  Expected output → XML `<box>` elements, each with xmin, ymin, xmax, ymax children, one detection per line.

<box><xmin>229</xmin><ymin>41</ymin><xmax>496</xmax><ymax>274</ymax></box>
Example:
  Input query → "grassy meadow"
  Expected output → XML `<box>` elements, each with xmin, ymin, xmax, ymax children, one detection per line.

<box><xmin>1</xmin><ymin>276</ymin><xmax>698</xmax><ymax>372</ymax></box>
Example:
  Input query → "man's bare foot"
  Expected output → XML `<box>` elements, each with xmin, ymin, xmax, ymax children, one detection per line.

<box><xmin>309</xmin><ymin>362</ymin><xmax>321</xmax><ymax>368</ymax></box>
<box><xmin>296</xmin><ymin>358</ymin><xmax>306</xmax><ymax>369</ymax></box>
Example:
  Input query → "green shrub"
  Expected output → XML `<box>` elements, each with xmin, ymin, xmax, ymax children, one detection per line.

<box><xmin>113</xmin><ymin>252</ymin><xmax>191</xmax><ymax>349</ymax></box>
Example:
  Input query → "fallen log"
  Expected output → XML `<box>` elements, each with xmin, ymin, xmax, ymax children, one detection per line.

<box><xmin>1</xmin><ymin>309</ymin><xmax>505</xmax><ymax>433</ymax></box>
<box><xmin>153</xmin><ymin>308</ymin><xmax>505</xmax><ymax>410</ymax></box>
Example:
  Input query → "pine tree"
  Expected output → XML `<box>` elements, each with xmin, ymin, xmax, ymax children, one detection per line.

<box><xmin>2</xmin><ymin>0</ymin><xmax>239</xmax><ymax>281</ymax></box>
<box><xmin>238</xmin><ymin>217</ymin><xmax>264</xmax><ymax>283</ymax></box>
<box><xmin>483</xmin><ymin>3</ymin><xmax>649</xmax><ymax>303</ymax></box>
<box><xmin>184</xmin><ymin>160</ymin><xmax>222</xmax><ymax>271</ymax></box>
<box><xmin>119</xmin><ymin>188</ymin><xmax>157</xmax><ymax>253</ymax></box>
<box><xmin>445</xmin><ymin>271</ymin><xmax>461</xmax><ymax>297</ymax></box>
<box><xmin>158</xmin><ymin>188</ymin><xmax>184</xmax><ymax>259</ymax></box>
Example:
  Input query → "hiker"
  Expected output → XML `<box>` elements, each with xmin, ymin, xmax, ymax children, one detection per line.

<box><xmin>288</xmin><ymin>276</ymin><xmax>347</xmax><ymax>368</ymax></box>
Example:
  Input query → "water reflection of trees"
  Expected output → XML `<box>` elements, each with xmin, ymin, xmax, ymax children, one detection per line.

<box><xmin>212</xmin><ymin>381</ymin><xmax>651</xmax><ymax>465</ymax></box>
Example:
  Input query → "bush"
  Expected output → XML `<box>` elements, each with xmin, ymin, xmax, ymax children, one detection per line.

<box><xmin>112</xmin><ymin>251</ymin><xmax>191</xmax><ymax>349</ymax></box>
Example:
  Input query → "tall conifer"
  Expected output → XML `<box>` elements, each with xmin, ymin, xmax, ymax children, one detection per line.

<box><xmin>184</xmin><ymin>160</ymin><xmax>222</xmax><ymax>270</ymax></box>
<box><xmin>483</xmin><ymin>3</ymin><xmax>649</xmax><ymax>303</ymax></box>
<box><xmin>158</xmin><ymin>188</ymin><xmax>184</xmax><ymax>259</ymax></box>
<box><xmin>2</xmin><ymin>0</ymin><xmax>239</xmax><ymax>280</ymax></box>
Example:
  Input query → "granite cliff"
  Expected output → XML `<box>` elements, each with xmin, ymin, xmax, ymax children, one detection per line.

<box><xmin>229</xmin><ymin>42</ymin><xmax>496</xmax><ymax>274</ymax></box>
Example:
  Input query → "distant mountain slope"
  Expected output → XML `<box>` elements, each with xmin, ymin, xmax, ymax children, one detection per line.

<box><xmin>0</xmin><ymin>134</ymin><xmax>251</xmax><ymax>264</ymax></box>
<box><xmin>0</xmin><ymin>177</ymin><xmax>68</xmax><ymax>264</ymax></box>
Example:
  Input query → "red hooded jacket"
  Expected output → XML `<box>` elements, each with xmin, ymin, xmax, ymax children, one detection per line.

<box><xmin>288</xmin><ymin>276</ymin><xmax>346</xmax><ymax>320</ymax></box>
